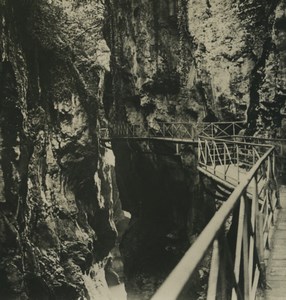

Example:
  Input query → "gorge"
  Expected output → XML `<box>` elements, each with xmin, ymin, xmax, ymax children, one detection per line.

<box><xmin>1</xmin><ymin>0</ymin><xmax>286</xmax><ymax>299</ymax></box>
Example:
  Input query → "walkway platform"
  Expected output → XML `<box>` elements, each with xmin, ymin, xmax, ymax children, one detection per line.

<box><xmin>101</xmin><ymin>136</ymin><xmax>198</xmax><ymax>144</ymax></box>
<box><xmin>265</xmin><ymin>186</ymin><xmax>286</xmax><ymax>299</ymax></box>
<box><xmin>199</xmin><ymin>165</ymin><xmax>265</xmax><ymax>194</ymax></box>
<box><xmin>101</xmin><ymin>123</ymin><xmax>286</xmax><ymax>299</ymax></box>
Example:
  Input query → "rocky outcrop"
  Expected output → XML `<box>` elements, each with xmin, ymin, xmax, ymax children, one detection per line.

<box><xmin>1</xmin><ymin>0</ymin><xmax>286</xmax><ymax>299</ymax></box>
<box><xmin>0</xmin><ymin>1</ymin><xmax>119</xmax><ymax>299</ymax></box>
<box><xmin>114</xmin><ymin>141</ymin><xmax>215</xmax><ymax>299</ymax></box>
<box><xmin>257</xmin><ymin>1</ymin><xmax>286</xmax><ymax>134</ymax></box>
<box><xmin>106</xmin><ymin>0</ymin><xmax>285</xmax><ymax>130</ymax></box>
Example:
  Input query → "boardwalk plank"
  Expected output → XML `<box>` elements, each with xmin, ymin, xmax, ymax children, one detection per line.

<box><xmin>266</xmin><ymin>186</ymin><xmax>286</xmax><ymax>300</ymax></box>
<box><xmin>269</xmin><ymin>260</ymin><xmax>286</xmax><ymax>268</ymax></box>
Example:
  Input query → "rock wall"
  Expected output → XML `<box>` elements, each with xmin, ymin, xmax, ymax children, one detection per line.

<box><xmin>0</xmin><ymin>1</ymin><xmax>119</xmax><ymax>299</ymax></box>
<box><xmin>1</xmin><ymin>0</ymin><xmax>286</xmax><ymax>299</ymax></box>
<box><xmin>258</xmin><ymin>1</ymin><xmax>286</xmax><ymax>134</ymax></box>
<box><xmin>105</xmin><ymin>0</ymin><xmax>286</xmax><ymax>129</ymax></box>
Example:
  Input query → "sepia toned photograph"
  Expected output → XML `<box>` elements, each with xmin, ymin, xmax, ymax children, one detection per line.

<box><xmin>0</xmin><ymin>0</ymin><xmax>286</xmax><ymax>299</ymax></box>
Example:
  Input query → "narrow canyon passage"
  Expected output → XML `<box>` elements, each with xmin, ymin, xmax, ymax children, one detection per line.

<box><xmin>1</xmin><ymin>0</ymin><xmax>286</xmax><ymax>299</ymax></box>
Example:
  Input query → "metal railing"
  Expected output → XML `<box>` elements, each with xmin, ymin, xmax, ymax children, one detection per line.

<box><xmin>152</xmin><ymin>141</ymin><xmax>279</xmax><ymax>300</ymax></box>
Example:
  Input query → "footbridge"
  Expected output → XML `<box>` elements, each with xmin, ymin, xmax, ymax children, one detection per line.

<box><xmin>99</xmin><ymin>121</ymin><xmax>286</xmax><ymax>300</ymax></box>
<box><xmin>99</xmin><ymin>121</ymin><xmax>244</xmax><ymax>143</ymax></box>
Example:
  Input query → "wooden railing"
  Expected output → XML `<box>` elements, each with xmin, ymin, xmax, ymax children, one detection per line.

<box><xmin>99</xmin><ymin>121</ymin><xmax>245</xmax><ymax>141</ymax></box>
<box><xmin>154</xmin><ymin>122</ymin><xmax>196</xmax><ymax>139</ymax></box>
<box><xmin>151</xmin><ymin>142</ymin><xmax>279</xmax><ymax>300</ymax></box>
<box><xmin>198</xmin><ymin>137</ymin><xmax>271</xmax><ymax>184</ymax></box>
<box><xmin>232</xmin><ymin>135</ymin><xmax>286</xmax><ymax>158</ymax></box>
<box><xmin>110</xmin><ymin>123</ymin><xmax>146</xmax><ymax>138</ymax></box>
<box><xmin>229</xmin><ymin>135</ymin><xmax>286</xmax><ymax>180</ymax></box>
<box><xmin>99</xmin><ymin>122</ymin><xmax>197</xmax><ymax>140</ymax></box>
<box><xmin>198</xmin><ymin>121</ymin><xmax>245</xmax><ymax>138</ymax></box>
<box><xmin>100</xmin><ymin>121</ymin><xmax>282</xmax><ymax>299</ymax></box>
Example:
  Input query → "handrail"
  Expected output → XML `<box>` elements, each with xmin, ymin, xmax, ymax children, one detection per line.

<box><xmin>99</xmin><ymin>121</ymin><xmax>245</xmax><ymax>141</ymax></box>
<box><xmin>197</xmin><ymin>137</ymin><xmax>272</xmax><ymax>186</ymax></box>
<box><xmin>198</xmin><ymin>122</ymin><xmax>244</xmax><ymax>138</ymax></box>
<box><xmin>98</xmin><ymin>121</ymin><xmax>282</xmax><ymax>299</ymax></box>
<box><xmin>151</xmin><ymin>146</ymin><xmax>277</xmax><ymax>300</ymax></box>
<box><xmin>232</xmin><ymin>135</ymin><xmax>286</xmax><ymax>143</ymax></box>
<box><xmin>199</xmin><ymin>136</ymin><xmax>273</xmax><ymax>149</ymax></box>
<box><xmin>201</xmin><ymin>121</ymin><xmax>245</xmax><ymax>125</ymax></box>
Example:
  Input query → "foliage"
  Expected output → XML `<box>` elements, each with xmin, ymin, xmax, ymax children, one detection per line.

<box><xmin>28</xmin><ymin>0</ymin><xmax>108</xmax><ymax>71</ymax></box>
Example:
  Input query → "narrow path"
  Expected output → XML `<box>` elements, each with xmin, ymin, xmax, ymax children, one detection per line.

<box><xmin>265</xmin><ymin>186</ymin><xmax>286</xmax><ymax>299</ymax></box>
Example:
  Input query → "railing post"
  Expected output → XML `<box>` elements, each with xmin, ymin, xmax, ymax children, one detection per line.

<box><xmin>272</xmin><ymin>151</ymin><xmax>276</xmax><ymax>176</ymax></box>
<box><xmin>267</xmin><ymin>156</ymin><xmax>271</xmax><ymax>181</ymax></box>
<box><xmin>268</xmin><ymin>154</ymin><xmax>276</xmax><ymax>225</ymax></box>
<box><xmin>205</xmin><ymin>140</ymin><xmax>208</xmax><ymax>165</ymax></box>
<box><xmin>176</xmin><ymin>124</ymin><xmax>180</xmax><ymax>139</ymax></box>
<box><xmin>224</xmin><ymin>143</ymin><xmax>226</xmax><ymax>180</ymax></box>
<box><xmin>213</xmin><ymin>141</ymin><xmax>216</xmax><ymax>174</ymax></box>
<box><xmin>242</xmin><ymin>194</ymin><xmax>250</xmax><ymax>300</ymax></box>
<box><xmin>256</xmin><ymin>209</ymin><xmax>266</xmax><ymax>287</ymax></box>
<box><xmin>198</xmin><ymin>139</ymin><xmax>201</xmax><ymax>163</ymax></box>
<box><xmin>265</xmin><ymin>191</ymin><xmax>270</xmax><ymax>245</ymax></box>
<box><xmin>232</xmin><ymin>196</ymin><xmax>245</xmax><ymax>300</ymax></box>
<box><xmin>207</xmin><ymin>239</ymin><xmax>220</xmax><ymax>300</ymax></box>
<box><xmin>176</xmin><ymin>143</ymin><xmax>179</xmax><ymax>155</ymax></box>
<box><xmin>219</xmin><ymin>242</ymin><xmax>227</xmax><ymax>300</ymax></box>
<box><xmin>237</xmin><ymin>144</ymin><xmax>240</xmax><ymax>183</ymax></box>
<box><xmin>249</xmin><ymin>174</ymin><xmax>257</xmax><ymax>292</ymax></box>
<box><xmin>272</xmin><ymin>151</ymin><xmax>281</xmax><ymax>210</ymax></box>
<box><xmin>253</xmin><ymin>146</ymin><xmax>255</xmax><ymax>165</ymax></box>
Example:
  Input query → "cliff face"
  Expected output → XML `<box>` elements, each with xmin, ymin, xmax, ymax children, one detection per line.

<box><xmin>1</xmin><ymin>0</ymin><xmax>286</xmax><ymax>300</ymax></box>
<box><xmin>0</xmin><ymin>1</ymin><xmax>118</xmax><ymax>299</ymax></box>
<box><xmin>259</xmin><ymin>1</ymin><xmax>286</xmax><ymax>134</ymax></box>
<box><xmin>106</xmin><ymin>0</ymin><xmax>285</xmax><ymax>128</ymax></box>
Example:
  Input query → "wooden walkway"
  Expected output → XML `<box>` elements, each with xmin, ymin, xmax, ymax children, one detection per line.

<box><xmin>101</xmin><ymin>124</ymin><xmax>286</xmax><ymax>298</ymax></box>
<box><xmin>201</xmin><ymin>164</ymin><xmax>286</xmax><ymax>299</ymax></box>
<box><xmin>199</xmin><ymin>165</ymin><xmax>265</xmax><ymax>194</ymax></box>
<box><xmin>265</xmin><ymin>186</ymin><xmax>286</xmax><ymax>300</ymax></box>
